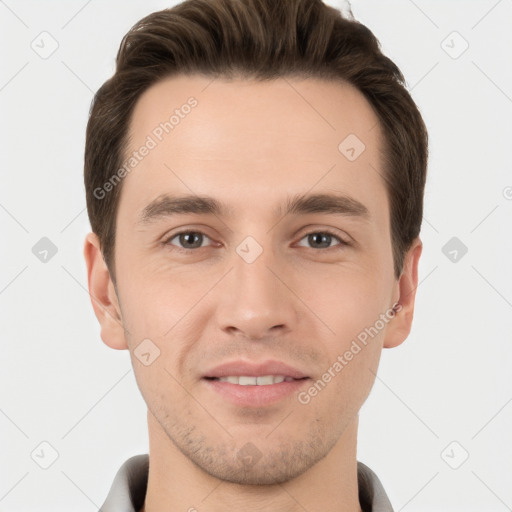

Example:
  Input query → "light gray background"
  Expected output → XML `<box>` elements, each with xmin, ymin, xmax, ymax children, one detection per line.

<box><xmin>1</xmin><ymin>1</ymin><xmax>511</xmax><ymax>510</ymax></box>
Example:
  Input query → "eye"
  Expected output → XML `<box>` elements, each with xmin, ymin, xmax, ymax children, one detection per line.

<box><xmin>296</xmin><ymin>231</ymin><xmax>348</xmax><ymax>249</ymax></box>
<box><xmin>165</xmin><ymin>231</ymin><xmax>213</xmax><ymax>250</ymax></box>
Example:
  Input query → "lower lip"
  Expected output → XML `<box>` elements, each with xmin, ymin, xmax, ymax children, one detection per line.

<box><xmin>203</xmin><ymin>378</ymin><xmax>310</xmax><ymax>407</ymax></box>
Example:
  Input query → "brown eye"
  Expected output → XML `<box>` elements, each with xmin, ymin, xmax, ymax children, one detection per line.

<box><xmin>166</xmin><ymin>231</ymin><xmax>210</xmax><ymax>249</ymax></box>
<box><xmin>297</xmin><ymin>231</ymin><xmax>347</xmax><ymax>249</ymax></box>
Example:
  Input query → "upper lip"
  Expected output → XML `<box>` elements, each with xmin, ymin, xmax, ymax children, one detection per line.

<box><xmin>203</xmin><ymin>360</ymin><xmax>309</xmax><ymax>379</ymax></box>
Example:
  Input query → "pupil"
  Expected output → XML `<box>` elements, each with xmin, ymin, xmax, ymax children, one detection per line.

<box><xmin>181</xmin><ymin>232</ymin><xmax>201</xmax><ymax>248</ymax></box>
<box><xmin>309</xmin><ymin>233</ymin><xmax>330</xmax><ymax>248</ymax></box>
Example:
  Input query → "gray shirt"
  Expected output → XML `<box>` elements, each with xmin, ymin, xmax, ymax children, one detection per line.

<box><xmin>100</xmin><ymin>454</ymin><xmax>394</xmax><ymax>511</ymax></box>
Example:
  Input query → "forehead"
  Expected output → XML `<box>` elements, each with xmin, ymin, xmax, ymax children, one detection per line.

<box><xmin>129</xmin><ymin>74</ymin><xmax>381</xmax><ymax>156</ymax></box>
<box><xmin>120</xmin><ymin>74</ymin><xmax>387</xmax><ymax>223</ymax></box>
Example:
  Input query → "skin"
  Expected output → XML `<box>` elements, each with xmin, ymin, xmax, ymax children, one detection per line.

<box><xmin>84</xmin><ymin>75</ymin><xmax>422</xmax><ymax>512</ymax></box>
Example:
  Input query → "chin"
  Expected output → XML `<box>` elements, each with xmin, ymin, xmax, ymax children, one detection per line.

<box><xmin>178</xmin><ymin>430</ymin><xmax>333</xmax><ymax>486</ymax></box>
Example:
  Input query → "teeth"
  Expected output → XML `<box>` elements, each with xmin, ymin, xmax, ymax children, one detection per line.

<box><xmin>216</xmin><ymin>375</ymin><xmax>290</xmax><ymax>385</ymax></box>
<box><xmin>256</xmin><ymin>375</ymin><xmax>274</xmax><ymax>385</ymax></box>
<box><xmin>239</xmin><ymin>376</ymin><xmax>257</xmax><ymax>386</ymax></box>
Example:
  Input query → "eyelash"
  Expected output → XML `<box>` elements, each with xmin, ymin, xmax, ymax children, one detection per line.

<box><xmin>163</xmin><ymin>229</ymin><xmax>349</xmax><ymax>252</ymax></box>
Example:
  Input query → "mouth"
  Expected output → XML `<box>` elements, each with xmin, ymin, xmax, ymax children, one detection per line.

<box><xmin>204</xmin><ymin>375</ymin><xmax>308</xmax><ymax>385</ymax></box>
<box><xmin>201</xmin><ymin>360</ymin><xmax>311</xmax><ymax>407</ymax></box>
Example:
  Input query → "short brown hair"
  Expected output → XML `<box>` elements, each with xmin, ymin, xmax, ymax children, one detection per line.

<box><xmin>84</xmin><ymin>0</ymin><xmax>428</xmax><ymax>282</ymax></box>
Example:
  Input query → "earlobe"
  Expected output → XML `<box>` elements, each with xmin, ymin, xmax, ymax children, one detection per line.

<box><xmin>83</xmin><ymin>232</ymin><xmax>128</xmax><ymax>350</ymax></box>
<box><xmin>383</xmin><ymin>238</ymin><xmax>423</xmax><ymax>349</ymax></box>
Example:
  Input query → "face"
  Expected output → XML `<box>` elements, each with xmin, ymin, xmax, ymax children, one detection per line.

<box><xmin>86</xmin><ymin>75</ymin><xmax>421</xmax><ymax>485</ymax></box>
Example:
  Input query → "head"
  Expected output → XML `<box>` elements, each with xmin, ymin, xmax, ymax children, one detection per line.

<box><xmin>84</xmin><ymin>0</ymin><xmax>427</xmax><ymax>485</ymax></box>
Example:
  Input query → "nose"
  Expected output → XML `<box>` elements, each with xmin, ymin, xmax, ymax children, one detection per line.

<box><xmin>214</xmin><ymin>246</ymin><xmax>299</xmax><ymax>340</ymax></box>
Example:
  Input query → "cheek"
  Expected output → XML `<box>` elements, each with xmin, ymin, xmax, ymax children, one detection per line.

<box><xmin>117</xmin><ymin>263</ymin><xmax>213</xmax><ymax>343</ymax></box>
<box><xmin>295</xmin><ymin>264</ymin><xmax>392</xmax><ymax>402</ymax></box>
<box><xmin>119</xmin><ymin>274</ymin><xmax>213</xmax><ymax>395</ymax></box>
<box><xmin>296</xmin><ymin>262</ymin><xmax>393</xmax><ymax>339</ymax></box>
<box><xmin>129</xmin><ymin>357</ymin><xmax>195</xmax><ymax>426</ymax></box>
<box><xmin>299</xmin><ymin>333</ymin><xmax>382</xmax><ymax>423</ymax></box>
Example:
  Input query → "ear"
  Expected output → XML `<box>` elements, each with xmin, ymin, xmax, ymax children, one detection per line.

<box><xmin>383</xmin><ymin>237</ymin><xmax>423</xmax><ymax>349</ymax></box>
<box><xmin>83</xmin><ymin>232</ymin><xmax>128</xmax><ymax>350</ymax></box>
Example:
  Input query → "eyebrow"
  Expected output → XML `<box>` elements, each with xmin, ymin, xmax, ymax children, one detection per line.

<box><xmin>137</xmin><ymin>192</ymin><xmax>369</xmax><ymax>225</ymax></box>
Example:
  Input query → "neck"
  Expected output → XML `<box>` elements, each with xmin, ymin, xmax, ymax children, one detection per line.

<box><xmin>140</xmin><ymin>411</ymin><xmax>363</xmax><ymax>512</ymax></box>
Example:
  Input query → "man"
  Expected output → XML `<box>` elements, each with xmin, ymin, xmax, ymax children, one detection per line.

<box><xmin>83</xmin><ymin>0</ymin><xmax>427</xmax><ymax>510</ymax></box>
